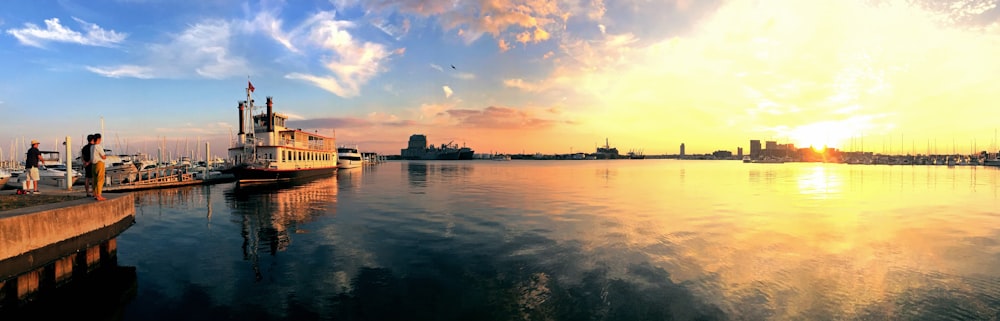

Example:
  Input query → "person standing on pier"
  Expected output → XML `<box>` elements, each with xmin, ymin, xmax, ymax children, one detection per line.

<box><xmin>81</xmin><ymin>134</ymin><xmax>95</xmax><ymax>196</ymax></box>
<box><xmin>24</xmin><ymin>140</ymin><xmax>45</xmax><ymax>194</ymax></box>
<box><xmin>90</xmin><ymin>133</ymin><xmax>107</xmax><ymax>201</ymax></box>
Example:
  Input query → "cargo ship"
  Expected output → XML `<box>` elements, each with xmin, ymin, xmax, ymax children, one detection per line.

<box><xmin>400</xmin><ymin>134</ymin><xmax>474</xmax><ymax>160</ymax></box>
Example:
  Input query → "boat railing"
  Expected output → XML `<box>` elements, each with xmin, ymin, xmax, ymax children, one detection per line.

<box><xmin>274</xmin><ymin>139</ymin><xmax>331</xmax><ymax>151</ymax></box>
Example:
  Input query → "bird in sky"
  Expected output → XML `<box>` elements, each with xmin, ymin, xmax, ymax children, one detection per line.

<box><xmin>451</xmin><ymin>64</ymin><xmax>456</xmax><ymax>69</ymax></box>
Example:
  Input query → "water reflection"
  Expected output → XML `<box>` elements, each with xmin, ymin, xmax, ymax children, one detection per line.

<box><xmin>796</xmin><ymin>165</ymin><xmax>842</xmax><ymax>199</ymax></box>
<box><xmin>405</xmin><ymin>161</ymin><xmax>475</xmax><ymax>190</ymax></box>
<box><xmin>406</xmin><ymin>162</ymin><xmax>427</xmax><ymax>189</ymax></box>
<box><xmin>337</xmin><ymin>167</ymin><xmax>363</xmax><ymax>192</ymax></box>
<box><xmin>225</xmin><ymin>175</ymin><xmax>338</xmax><ymax>280</ymax></box>
<box><xmin>115</xmin><ymin>161</ymin><xmax>1000</xmax><ymax>320</ymax></box>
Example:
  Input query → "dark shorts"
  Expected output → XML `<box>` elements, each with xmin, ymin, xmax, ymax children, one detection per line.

<box><xmin>85</xmin><ymin>163</ymin><xmax>94</xmax><ymax>178</ymax></box>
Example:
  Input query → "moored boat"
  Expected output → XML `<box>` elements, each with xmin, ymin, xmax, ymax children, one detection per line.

<box><xmin>337</xmin><ymin>145</ymin><xmax>363</xmax><ymax>169</ymax></box>
<box><xmin>228</xmin><ymin>82</ymin><xmax>338</xmax><ymax>184</ymax></box>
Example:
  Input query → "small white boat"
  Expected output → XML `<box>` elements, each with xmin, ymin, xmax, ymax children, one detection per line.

<box><xmin>337</xmin><ymin>146</ymin><xmax>363</xmax><ymax>169</ymax></box>
<box><xmin>491</xmin><ymin>154</ymin><xmax>512</xmax><ymax>161</ymax></box>
<box><xmin>753</xmin><ymin>157</ymin><xmax>784</xmax><ymax>164</ymax></box>
<box><xmin>5</xmin><ymin>166</ymin><xmax>80</xmax><ymax>189</ymax></box>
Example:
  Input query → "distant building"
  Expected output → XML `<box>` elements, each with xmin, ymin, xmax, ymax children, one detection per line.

<box><xmin>737</xmin><ymin>147</ymin><xmax>744</xmax><ymax>158</ymax></box>
<box><xmin>680</xmin><ymin>143</ymin><xmax>685</xmax><ymax>157</ymax></box>
<box><xmin>750</xmin><ymin>140</ymin><xmax>761</xmax><ymax>159</ymax></box>
<box><xmin>713</xmin><ymin>150</ymin><xmax>733</xmax><ymax>158</ymax></box>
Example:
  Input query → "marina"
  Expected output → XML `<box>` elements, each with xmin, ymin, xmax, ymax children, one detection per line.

<box><xmin>3</xmin><ymin>1</ymin><xmax>1000</xmax><ymax>319</ymax></box>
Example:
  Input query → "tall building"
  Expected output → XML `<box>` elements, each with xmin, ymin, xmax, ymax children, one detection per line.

<box><xmin>750</xmin><ymin>140</ymin><xmax>761</xmax><ymax>159</ymax></box>
<box><xmin>680</xmin><ymin>143</ymin><xmax>685</xmax><ymax>157</ymax></box>
<box><xmin>737</xmin><ymin>147</ymin><xmax>744</xmax><ymax>158</ymax></box>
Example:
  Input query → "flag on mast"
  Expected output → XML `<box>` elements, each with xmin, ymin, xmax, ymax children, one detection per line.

<box><xmin>248</xmin><ymin>80</ymin><xmax>255</xmax><ymax>93</ymax></box>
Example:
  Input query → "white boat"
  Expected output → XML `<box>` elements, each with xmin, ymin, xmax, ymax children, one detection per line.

<box><xmin>5</xmin><ymin>165</ymin><xmax>81</xmax><ymax>189</ymax></box>
<box><xmin>742</xmin><ymin>156</ymin><xmax>752</xmax><ymax>163</ymax></box>
<box><xmin>227</xmin><ymin>85</ymin><xmax>338</xmax><ymax>184</ymax></box>
<box><xmin>337</xmin><ymin>146</ymin><xmax>363</xmax><ymax>169</ymax></box>
<box><xmin>491</xmin><ymin>154</ymin><xmax>512</xmax><ymax>161</ymax></box>
<box><xmin>754</xmin><ymin>157</ymin><xmax>784</xmax><ymax>164</ymax></box>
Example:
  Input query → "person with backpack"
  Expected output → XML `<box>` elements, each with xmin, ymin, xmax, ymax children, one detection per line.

<box><xmin>81</xmin><ymin>134</ymin><xmax>94</xmax><ymax>196</ymax></box>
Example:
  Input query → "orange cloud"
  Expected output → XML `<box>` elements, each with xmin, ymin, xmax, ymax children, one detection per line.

<box><xmin>445</xmin><ymin>106</ymin><xmax>563</xmax><ymax>129</ymax></box>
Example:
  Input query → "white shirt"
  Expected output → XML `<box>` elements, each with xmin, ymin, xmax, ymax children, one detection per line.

<box><xmin>91</xmin><ymin>143</ymin><xmax>107</xmax><ymax>162</ymax></box>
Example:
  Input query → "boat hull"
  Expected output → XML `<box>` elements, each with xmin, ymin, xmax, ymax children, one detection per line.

<box><xmin>401</xmin><ymin>150</ymin><xmax>461</xmax><ymax>160</ymax></box>
<box><xmin>337</xmin><ymin>159</ymin><xmax>363</xmax><ymax>169</ymax></box>
<box><xmin>231</xmin><ymin>166</ymin><xmax>337</xmax><ymax>184</ymax></box>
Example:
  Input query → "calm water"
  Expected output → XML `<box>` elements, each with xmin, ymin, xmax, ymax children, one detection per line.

<box><xmin>77</xmin><ymin>161</ymin><xmax>1000</xmax><ymax>319</ymax></box>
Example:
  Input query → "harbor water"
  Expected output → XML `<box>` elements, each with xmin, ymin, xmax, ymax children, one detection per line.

<box><xmin>86</xmin><ymin>160</ymin><xmax>1000</xmax><ymax>319</ymax></box>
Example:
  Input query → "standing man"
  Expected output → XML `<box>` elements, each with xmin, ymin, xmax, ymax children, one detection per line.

<box><xmin>81</xmin><ymin>134</ymin><xmax>94</xmax><ymax>196</ymax></box>
<box><xmin>24</xmin><ymin>139</ymin><xmax>45</xmax><ymax>194</ymax></box>
<box><xmin>91</xmin><ymin>133</ymin><xmax>107</xmax><ymax>201</ymax></box>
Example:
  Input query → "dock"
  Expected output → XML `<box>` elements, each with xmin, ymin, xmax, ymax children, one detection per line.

<box><xmin>0</xmin><ymin>184</ymin><xmax>135</xmax><ymax>312</ymax></box>
<box><xmin>102</xmin><ymin>165</ymin><xmax>235</xmax><ymax>193</ymax></box>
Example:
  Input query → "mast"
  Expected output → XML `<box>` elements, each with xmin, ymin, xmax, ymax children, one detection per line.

<box><xmin>243</xmin><ymin>78</ymin><xmax>257</xmax><ymax>162</ymax></box>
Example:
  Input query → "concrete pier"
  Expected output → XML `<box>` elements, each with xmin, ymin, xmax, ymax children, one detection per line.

<box><xmin>0</xmin><ymin>193</ymin><xmax>134</xmax><ymax>310</ymax></box>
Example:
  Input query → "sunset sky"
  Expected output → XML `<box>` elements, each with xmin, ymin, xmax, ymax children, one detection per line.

<box><xmin>2</xmin><ymin>0</ymin><xmax>999</xmax><ymax>159</ymax></box>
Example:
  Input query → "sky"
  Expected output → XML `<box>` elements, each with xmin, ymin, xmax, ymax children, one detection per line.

<box><xmin>1</xmin><ymin>0</ymin><xmax>1000</xmax><ymax>159</ymax></box>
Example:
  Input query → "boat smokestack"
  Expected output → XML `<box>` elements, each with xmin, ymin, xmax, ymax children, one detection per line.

<box><xmin>238</xmin><ymin>101</ymin><xmax>246</xmax><ymax>135</ymax></box>
<box><xmin>266</xmin><ymin>96</ymin><xmax>274</xmax><ymax>132</ymax></box>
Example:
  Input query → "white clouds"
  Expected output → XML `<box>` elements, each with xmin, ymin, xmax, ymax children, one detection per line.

<box><xmin>504</xmin><ymin>78</ymin><xmax>545</xmax><ymax>92</ymax></box>
<box><xmin>452</xmin><ymin>72</ymin><xmax>475</xmax><ymax>80</ymax></box>
<box><xmin>87</xmin><ymin>20</ymin><xmax>247</xmax><ymax>79</ymax></box>
<box><xmin>85</xmin><ymin>65</ymin><xmax>154</xmax><ymax>79</ymax></box>
<box><xmin>6</xmin><ymin>17</ymin><xmax>126</xmax><ymax>48</ymax></box>
<box><xmin>443</xmin><ymin>85</ymin><xmax>453</xmax><ymax>98</ymax></box>
<box><xmin>358</xmin><ymin>0</ymin><xmax>571</xmax><ymax>51</ymax></box>
<box><xmin>281</xmin><ymin>11</ymin><xmax>398</xmax><ymax>97</ymax></box>
<box><xmin>74</xmin><ymin>6</ymin><xmax>397</xmax><ymax>97</ymax></box>
<box><xmin>156</xmin><ymin>20</ymin><xmax>248</xmax><ymax>79</ymax></box>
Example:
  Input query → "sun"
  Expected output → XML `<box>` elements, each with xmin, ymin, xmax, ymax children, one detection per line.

<box><xmin>786</xmin><ymin>121</ymin><xmax>855</xmax><ymax>151</ymax></box>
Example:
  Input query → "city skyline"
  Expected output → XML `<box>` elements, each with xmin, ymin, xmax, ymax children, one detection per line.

<box><xmin>2</xmin><ymin>1</ymin><xmax>999</xmax><ymax>158</ymax></box>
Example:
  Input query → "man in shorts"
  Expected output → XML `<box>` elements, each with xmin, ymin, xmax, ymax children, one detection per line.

<box><xmin>24</xmin><ymin>140</ymin><xmax>45</xmax><ymax>194</ymax></box>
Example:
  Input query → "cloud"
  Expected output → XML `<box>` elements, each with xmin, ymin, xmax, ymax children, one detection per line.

<box><xmin>445</xmin><ymin>106</ymin><xmax>560</xmax><ymax>129</ymax></box>
<box><xmin>85</xmin><ymin>65</ymin><xmax>154</xmax><ymax>79</ymax></box>
<box><xmin>443</xmin><ymin>85</ymin><xmax>454</xmax><ymax>98</ymax></box>
<box><xmin>6</xmin><ymin>17</ymin><xmax>126</xmax><ymax>48</ymax></box>
<box><xmin>452</xmin><ymin>72</ymin><xmax>475</xmax><ymax>80</ymax></box>
<box><xmin>504</xmin><ymin>78</ymin><xmax>546</xmax><ymax>92</ymax></box>
<box><xmin>498</xmin><ymin>38</ymin><xmax>511</xmax><ymax>52</ymax></box>
<box><xmin>289</xmin><ymin>117</ymin><xmax>373</xmax><ymax>129</ymax></box>
<box><xmin>287</xmin><ymin>116</ymin><xmax>415</xmax><ymax>129</ymax></box>
<box><xmin>430</xmin><ymin>63</ymin><xmax>444</xmax><ymax>72</ymax></box>
<box><xmin>282</xmin><ymin>11</ymin><xmax>398</xmax><ymax>97</ymax></box>
<box><xmin>87</xmin><ymin>19</ymin><xmax>247</xmax><ymax>79</ymax></box>
<box><xmin>358</xmin><ymin>0</ymin><xmax>572</xmax><ymax>50</ymax></box>
<box><xmin>366</xmin><ymin>111</ymin><xmax>416</xmax><ymax>127</ymax></box>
